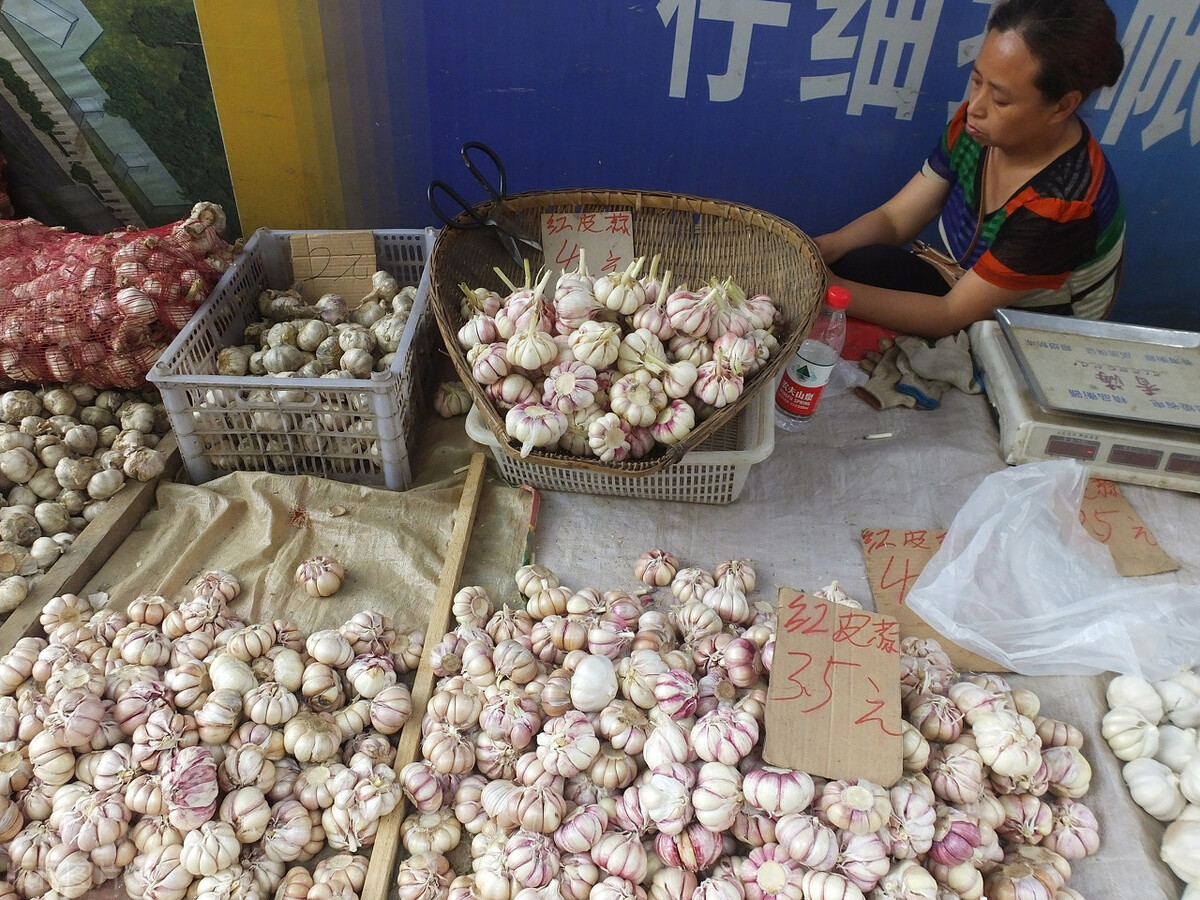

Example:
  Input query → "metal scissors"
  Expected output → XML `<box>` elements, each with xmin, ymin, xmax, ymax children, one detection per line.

<box><xmin>427</xmin><ymin>141</ymin><xmax>542</xmax><ymax>266</ymax></box>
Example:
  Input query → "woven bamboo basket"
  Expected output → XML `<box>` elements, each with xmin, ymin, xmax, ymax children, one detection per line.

<box><xmin>429</xmin><ymin>189</ymin><xmax>827</xmax><ymax>477</ymax></box>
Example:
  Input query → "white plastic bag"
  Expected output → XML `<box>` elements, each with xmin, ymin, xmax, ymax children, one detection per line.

<box><xmin>905</xmin><ymin>459</ymin><xmax>1200</xmax><ymax>679</ymax></box>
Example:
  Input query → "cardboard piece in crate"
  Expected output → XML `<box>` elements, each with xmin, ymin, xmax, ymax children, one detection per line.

<box><xmin>289</xmin><ymin>230</ymin><xmax>377</xmax><ymax>303</ymax></box>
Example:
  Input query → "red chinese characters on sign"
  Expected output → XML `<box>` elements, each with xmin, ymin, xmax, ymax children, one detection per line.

<box><xmin>773</xmin><ymin>593</ymin><xmax>900</xmax><ymax>737</ymax></box>
<box><xmin>861</xmin><ymin>529</ymin><xmax>946</xmax><ymax>606</ymax></box>
<box><xmin>540</xmin><ymin>211</ymin><xmax>636</xmax><ymax>277</ymax></box>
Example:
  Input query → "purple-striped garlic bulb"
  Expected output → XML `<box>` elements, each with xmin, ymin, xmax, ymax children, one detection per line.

<box><xmin>775</xmin><ymin>813</ymin><xmax>839</xmax><ymax>870</ymax></box>
<box><xmin>906</xmin><ymin>693</ymin><xmax>964</xmax><ymax>744</ymax></box>
<box><xmin>654</xmin><ymin>821</ymin><xmax>723</xmax><ymax>873</ymax></box>
<box><xmin>929</xmin><ymin>806</ymin><xmax>984</xmax><ymax>867</ymax></box>
<box><xmin>553</xmin><ymin>803</ymin><xmax>608</xmax><ymax>855</ymax></box>
<box><xmin>691</xmin><ymin>705</ymin><xmax>759</xmax><ymax>765</ymax></box>
<box><xmin>654</xmin><ymin>668</ymin><xmax>699</xmax><ymax>720</ymax></box>
<box><xmin>741</xmin><ymin>842</ymin><xmax>804</xmax><ymax>900</ymax></box>
<box><xmin>647</xmin><ymin>867</ymin><xmax>699</xmax><ymax>900</ymax></box>
<box><xmin>882</xmin><ymin>780</ymin><xmax>936</xmax><ymax>860</ymax></box>
<box><xmin>591</xmin><ymin>829</ymin><xmax>647</xmax><ymax>883</ymax></box>
<box><xmin>1041</xmin><ymin>797</ymin><xmax>1100</xmax><ymax>860</ymax></box>
<box><xmin>635</xmin><ymin>549</ymin><xmax>679</xmax><ymax>588</ymax></box>
<box><xmin>641</xmin><ymin>765</ymin><xmax>696</xmax><ymax>836</ymax></box>
<box><xmin>506</xmin><ymin>829</ymin><xmax>561</xmax><ymax>889</ymax></box>
<box><xmin>928</xmin><ymin>741</ymin><xmax>986</xmax><ymax>806</ymax></box>
<box><xmin>162</xmin><ymin>745</ymin><xmax>218</xmax><ymax>831</ymax></box>
<box><xmin>743</xmin><ymin>766</ymin><xmax>815</xmax><ymax>818</ymax></box>
<box><xmin>836</xmin><ymin>829</ymin><xmax>890</xmax><ymax>892</ymax></box>
<box><xmin>641</xmin><ymin>709</ymin><xmax>695</xmax><ymax>770</ymax></box>
<box><xmin>692</xmin><ymin>761</ymin><xmax>744</xmax><ymax>831</ymax></box>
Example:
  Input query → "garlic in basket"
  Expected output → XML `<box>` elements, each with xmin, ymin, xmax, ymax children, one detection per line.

<box><xmin>295</xmin><ymin>556</ymin><xmax>345</xmax><ymax>598</ymax></box>
<box><xmin>506</xmin><ymin>402</ymin><xmax>568</xmax><ymax>458</ymax></box>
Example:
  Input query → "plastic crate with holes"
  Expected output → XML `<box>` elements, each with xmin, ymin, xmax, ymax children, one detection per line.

<box><xmin>148</xmin><ymin>228</ymin><xmax>438</xmax><ymax>490</ymax></box>
<box><xmin>465</xmin><ymin>385</ymin><xmax>774</xmax><ymax>504</ymax></box>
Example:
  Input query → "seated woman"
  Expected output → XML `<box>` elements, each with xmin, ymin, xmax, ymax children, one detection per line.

<box><xmin>815</xmin><ymin>0</ymin><xmax>1126</xmax><ymax>339</ymax></box>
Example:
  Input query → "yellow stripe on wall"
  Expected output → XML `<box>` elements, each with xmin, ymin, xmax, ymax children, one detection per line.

<box><xmin>195</xmin><ymin>0</ymin><xmax>345</xmax><ymax>233</ymax></box>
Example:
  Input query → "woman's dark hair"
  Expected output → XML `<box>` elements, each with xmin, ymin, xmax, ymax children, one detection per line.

<box><xmin>987</xmin><ymin>0</ymin><xmax>1125</xmax><ymax>102</ymax></box>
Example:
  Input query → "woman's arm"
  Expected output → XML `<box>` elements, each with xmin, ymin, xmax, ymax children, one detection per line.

<box><xmin>831</xmin><ymin>268</ymin><xmax>1026</xmax><ymax>339</ymax></box>
<box><xmin>814</xmin><ymin>171</ymin><xmax>950</xmax><ymax>265</ymax></box>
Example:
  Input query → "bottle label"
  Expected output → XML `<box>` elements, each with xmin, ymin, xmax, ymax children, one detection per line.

<box><xmin>775</xmin><ymin>354</ymin><xmax>835</xmax><ymax>417</ymax></box>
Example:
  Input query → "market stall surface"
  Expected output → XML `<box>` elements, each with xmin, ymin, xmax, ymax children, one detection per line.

<box><xmin>504</xmin><ymin>386</ymin><xmax>1199</xmax><ymax>900</ymax></box>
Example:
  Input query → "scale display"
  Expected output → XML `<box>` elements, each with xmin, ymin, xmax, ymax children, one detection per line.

<box><xmin>995</xmin><ymin>309</ymin><xmax>1200</xmax><ymax>431</ymax></box>
<box><xmin>972</xmin><ymin>319</ymin><xmax>1200</xmax><ymax>494</ymax></box>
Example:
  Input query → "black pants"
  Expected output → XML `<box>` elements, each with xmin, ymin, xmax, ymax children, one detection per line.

<box><xmin>831</xmin><ymin>244</ymin><xmax>952</xmax><ymax>297</ymax></box>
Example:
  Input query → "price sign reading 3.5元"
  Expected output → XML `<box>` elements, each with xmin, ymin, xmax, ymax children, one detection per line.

<box><xmin>763</xmin><ymin>589</ymin><xmax>902</xmax><ymax>786</ymax></box>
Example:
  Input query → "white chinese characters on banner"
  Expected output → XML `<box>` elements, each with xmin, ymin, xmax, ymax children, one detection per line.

<box><xmin>658</xmin><ymin>0</ymin><xmax>944</xmax><ymax>119</ymax></box>
<box><xmin>655</xmin><ymin>0</ymin><xmax>1200</xmax><ymax>148</ymax></box>
<box><xmin>1096</xmin><ymin>0</ymin><xmax>1200</xmax><ymax>149</ymax></box>
<box><xmin>658</xmin><ymin>0</ymin><xmax>792</xmax><ymax>101</ymax></box>
<box><xmin>804</xmin><ymin>0</ymin><xmax>944</xmax><ymax>120</ymax></box>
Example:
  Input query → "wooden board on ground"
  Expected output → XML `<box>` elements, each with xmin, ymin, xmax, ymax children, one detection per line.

<box><xmin>361</xmin><ymin>452</ymin><xmax>488</xmax><ymax>900</ymax></box>
<box><xmin>0</xmin><ymin>433</ymin><xmax>182</xmax><ymax>652</ymax></box>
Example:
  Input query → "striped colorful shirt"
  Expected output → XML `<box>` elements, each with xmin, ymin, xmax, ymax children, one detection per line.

<box><xmin>923</xmin><ymin>103</ymin><xmax>1125</xmax><ymax>319</ymax></box>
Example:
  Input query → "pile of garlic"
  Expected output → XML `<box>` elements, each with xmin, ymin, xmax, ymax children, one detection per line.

<box><xmin>0</xmin><ymin>385</ymin><xmax>172</xmax><ymax>615</ymax></box>
<box><xmin>454</xmin><ymin>254</ymin><xmax>780</xmax><ymax>459</ymax></box>
<box><xmin>1101</xmin><ymin>670</ymin><xmax>1200</xmax><ymax>892</ymax></box>
<box><xmin>393</xmin><ymin>552</ymin><xmax>1099</xmax><ymax>900</ymax></box>
<box><xmin>215</xmin><ymin>273</ymin><xmax>419</xmax><ymax>380</ymax></box>
<box><xmin>0</xmin><ymin>569</ymin><xmax>422</xmax><ymax>900</ymax></box>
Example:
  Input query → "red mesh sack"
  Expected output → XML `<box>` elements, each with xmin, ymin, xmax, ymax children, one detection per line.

<box><xmin>0</xmin><ymin>202</ymin><xmax>238</xmax><ymax>388</ymax></box>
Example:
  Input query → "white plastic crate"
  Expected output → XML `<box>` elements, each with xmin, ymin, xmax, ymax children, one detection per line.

<box><xmin>148</xmin><ymin>228</ymin><xmax>438</xmax><ymax>490</ymax></box>
<box><xmin>465</xmin><ymin>386</ymin><xmax>775</xmax><ymax>504</ymax></box>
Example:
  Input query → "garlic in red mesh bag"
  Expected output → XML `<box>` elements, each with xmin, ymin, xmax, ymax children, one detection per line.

<box><xmin>0</xmin><ymin>201</ymin><xmax>238</xmax><ymax>388</ymax></box>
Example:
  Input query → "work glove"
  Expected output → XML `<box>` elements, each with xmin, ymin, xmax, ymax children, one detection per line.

<box><xmin>895</xmin><ymin>331</ymin><xmax>981</xmax><ymax>395</ymax></box>
<box><xmin>855</xmin><ymin>341</ymin><xmax>918</xmax><ymax>410</ymax></box>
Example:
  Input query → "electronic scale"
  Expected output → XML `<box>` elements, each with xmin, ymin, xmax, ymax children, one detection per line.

<box><xmin>970</xmin><ymin>309</ymin><xmax>1200</xmax><ymax>494</ymax></box>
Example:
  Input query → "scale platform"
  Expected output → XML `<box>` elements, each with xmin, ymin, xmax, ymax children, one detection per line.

<box><xmin>971</xmin><ymin>311</ymin><xmax>1200</xmax><ymax>494</ymax></box>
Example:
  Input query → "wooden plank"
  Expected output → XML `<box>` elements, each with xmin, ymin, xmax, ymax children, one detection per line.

<box><xmin>361</xmin><ymin>453</ymin><xmax>489</xmax><ymax>900</ymax></box>
<box><xmin>0</xmin><ymin>433</ymin><xmax>182</xmax><ymax>652</ymax></box>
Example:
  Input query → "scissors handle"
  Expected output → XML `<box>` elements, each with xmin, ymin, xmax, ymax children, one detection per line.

<box><xmin>427</xmin><ymin>179</ymin><xmax>488</xmax><ymax>230</ymax></box>
<box><xmin>461</xmin><ymin>141</ymin><xmax>506</xmax><ymax>202</ymax></box>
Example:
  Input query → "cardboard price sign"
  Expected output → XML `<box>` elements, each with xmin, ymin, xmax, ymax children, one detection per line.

<box><xmin>763</xmin><ymin>589</ymin><xmax>902</xmax><ymax>786</ymax></box>
<box><xmin>1079</xmin><ymin>478</ymin><xmax>1179</xmax><ymax>576</ymax></box>
<box><xmin>539</xmin><ymin>211</ymin><xmax>636</xmax><ymax>279</ymax></box>
<box><xmin>860</xmin><ymin>527</ymin><xmax>1004</xmax><ymax>673</ymax></box>
<box><xmin>289</xmin><ymin>231</ymin><xmax>377</xmax><ymax>304</ymax></box>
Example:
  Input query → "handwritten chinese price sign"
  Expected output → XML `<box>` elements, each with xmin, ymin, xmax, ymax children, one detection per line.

<box><xmin>763</xmin><ymin>589</ymin><xmax>902</xmax><ymax>786</ymax></box>
<box><xmin>539</xmin><ymin>211</ymin><xmax>636</xmax><ymax>279</ymax></box>
<box><xmin>1079</xmin><ymin>478</ymin><xmax>1178</xmax><ymax>577</ymax></box>
<box><xmin>860</xmin><ymin>527</ymin><xmax>1003</xmax><ymax>673</ymax></box>
<box><xmin>289</xmin><ymin>231</ymin><xmax>377</xmax><ymax>304</ymax></box>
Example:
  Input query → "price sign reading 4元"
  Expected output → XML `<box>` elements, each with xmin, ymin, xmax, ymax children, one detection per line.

<box><xmin>763</xmin><ymin>589</ymin><xmax>902</xmax><ymax>786</ymax></box>
<box><xmin>539</xmin><ymin>211</ymin><xmax>636</xmax><ymax>280</ymax></box>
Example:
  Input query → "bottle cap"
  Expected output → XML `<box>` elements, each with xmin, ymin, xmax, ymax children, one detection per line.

<box><xmin>825</xmin><ymin>285</ymin><xmax>851</xmax><ymax>310</ymax></box>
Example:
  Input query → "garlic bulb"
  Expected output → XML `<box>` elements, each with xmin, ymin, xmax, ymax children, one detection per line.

<box><xmin>295</xmin><ymin>556</ymin><xmax>346</xmax><ymax>598</ymax></box>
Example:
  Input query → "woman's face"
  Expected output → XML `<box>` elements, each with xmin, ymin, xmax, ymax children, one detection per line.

<box><xmin>966</xmin><ymin>29</ymin><xmax>1072</xmax><ymax>153</ymax></box>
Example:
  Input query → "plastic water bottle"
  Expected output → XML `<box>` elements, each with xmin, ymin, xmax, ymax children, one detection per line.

<box><xmin>774</xmin><ymin>285</ymin><xmax>851</xmax><ymax>432</ymax></box>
